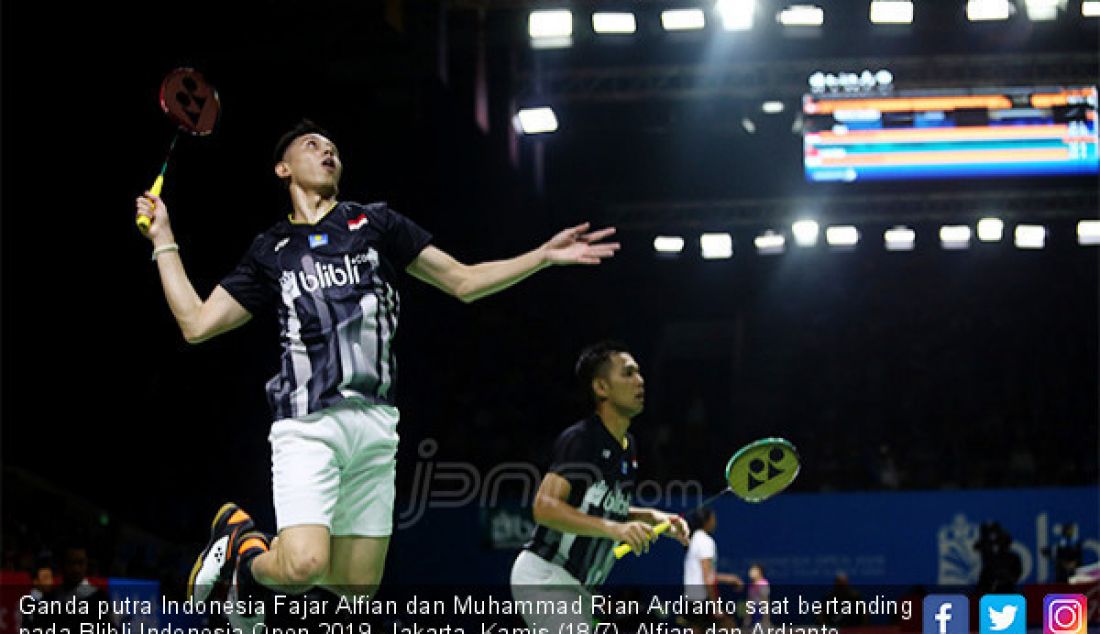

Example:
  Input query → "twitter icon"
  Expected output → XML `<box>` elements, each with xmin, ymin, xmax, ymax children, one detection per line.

<box><xmin>980</xmin><ymin>594</ymin><xmax>1026</xmax><ymax>634</ymax></box>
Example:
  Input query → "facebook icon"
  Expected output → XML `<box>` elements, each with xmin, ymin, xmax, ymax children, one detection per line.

<box><xmin>924</xmin><ymin>595</ymin><xmax>969</xmax><ymax>634</ymax></box>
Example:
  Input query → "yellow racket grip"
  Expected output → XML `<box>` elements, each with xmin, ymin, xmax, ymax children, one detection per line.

<box><xmin>137</xmin><ymin>175</ymin><xmax>164</xmax><ymax>233</ymax></box>
<box><xmin>613</xmin><ymin>519</ymin><xmax>671</xmax><ymax>559</ymax></box>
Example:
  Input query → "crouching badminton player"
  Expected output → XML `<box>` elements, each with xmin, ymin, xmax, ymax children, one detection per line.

<box><xmin>511</xmin><ymin>341</ymin><xmax>690</xmax><ymax>630</ymax></box>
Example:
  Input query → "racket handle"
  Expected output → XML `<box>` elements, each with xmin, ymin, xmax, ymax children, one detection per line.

<box><xmin>137</xmin><ymin>175</ymin><xmax>164</xmax><ymax>233</ymax></box>
<box><xmin>613</xmin><ymin>519</ymin><xmax>671</xmax><ymax>559</ymax></box>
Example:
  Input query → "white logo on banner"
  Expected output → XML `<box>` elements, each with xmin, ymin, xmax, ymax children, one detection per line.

<box><xmin>938</xmin><ymin>513</ymin><xmax>982</xmax><ymax>584</ymax></box>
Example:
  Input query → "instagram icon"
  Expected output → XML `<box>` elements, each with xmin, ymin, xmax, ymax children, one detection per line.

<box><xmin>1043</xmin><ymin>594</ymin><xmax>1087</xmax><ymax>634</ymax></box>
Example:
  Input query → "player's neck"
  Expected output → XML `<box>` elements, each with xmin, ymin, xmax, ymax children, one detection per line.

<box><xmin>595</xmin><ymin>407</ymin><xmax>632</xmax><ymax>446</ymax></box>
<box><xmin>288</xmin><ymin>185</ymin><xmax>338</xmax><ymax>224</ymax></box>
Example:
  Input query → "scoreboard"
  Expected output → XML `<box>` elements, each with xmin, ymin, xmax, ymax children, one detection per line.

<box><xmin>803</xmin><ymin>86</ymin><xmax>1098</xmax><ymax>182</ymax></box>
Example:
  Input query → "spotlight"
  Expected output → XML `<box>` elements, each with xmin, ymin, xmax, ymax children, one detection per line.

<box><xmin>870</xmin><ymin>0</ymin><xmax>914</xmax><ymax>24</ymax></box>
<box><xmin>754</xmin><ymin>231</ymin><xmax>786</xmax><ymax>254</ymax></box>
<box><xmin>593</xmin><ymin>12</ymin><xmax>637</xmax><ymax>34</ymax></box>
<box><xmin>778</xmin><ymin>4</ymin><xmax>824</xmax><ymax>26</ymax></box>
<box><xmin>761</xmin><ymin>101</ymin><xmax>785</xmax><ymax>114</ymax></box>
<box><xmin>884</xmin><ymin>226</ymin><xmax>916</xmax><ymax>251</ymax></box>
<box><xmin>967</xmin><ymin>0</ymin><xmax>1012</xmax><ymax>21</ymax></box>
<box><xmin>716</xmin><ymin>0</ymin><xmax>755</xmax><ymax>30</ymax></box>
<box><xmin>1014</xmin><ymin>224</ymin><xmax>1046</xmax><ymax>249</ymax></box>
<box><xmin>528</xmin><ymin>10</ymin><xmax>572</xmax><ymax>37</ymax></box>
<box><xmin>514</xmin><ymin>107</ymin><xmax>559</xmax><ymax>135</ymax></box>
<box><xmin>1077</xmin><ymin>220</ymin><xmax>1100</xmax><ymax>245</ymax></box>
<box><xmin>700</xmin><ymin>233</ymin><xmax>733</xmax><ymax>259</ymax></box>
<box><xmin>792</xmin><ymin>220</ymin><xmax>820</xmax><ymax>246</ymax></box>
<box><xmin>1083</xmin><ymin>0</ymin><xmax>1100</xmax><ymax>16</ymax></box>
<box><xmin>825</xmin><ymin>225</ymin><xmax>859</xmax><ymax>248</ymax></box>
<box><xmin>977</xmin><ymin>217</ymin><xmax>1004</xmax><ymax>242</ymax></box>
<box><xmin>661</xmin><ymin>8</ymin><xmax>707</xmax><ymax>30</ymax></box>
<box><xmin>1024</xmin><ymin>0</ymin><xmax>1064</xmax><ymax>20</ymax></box>
<box><xmin>939</xmin><ymin>225</ymin><xmax>972</xmax><ymax>250</ymax></box>
<box><xmin>654</xmin><ymin>236</ymin><xmax>686</xmax><ymax>253</ymax></box>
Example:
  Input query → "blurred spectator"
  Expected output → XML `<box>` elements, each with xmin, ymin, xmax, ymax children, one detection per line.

<box><xmin>818</xmin><ymin>572</ymin><xmax>869</xmax><ymax>628</ymax></box>
<box><xmin>16</xmin><ymin>552</ymin><xmax>54</xmax><ymax>630</ymax></box>
<box><xmin>743</xmin><ymin>563</ymin><xmax>771</xmax><ymax>630</ymax></box>
<box><xmin>42</xmin><ymin>545</ymin><xmax>116</xmax><ymax>629</ymax></box>
<box><xmin>974</xmin><ymin>522</ymin><xmax>1022</xmax><ymax>594</ymax></box>
<box><xmin>1041</xmin><ymin>523</ymin><xmax>1083</xmax><ymax>583</ymax></box>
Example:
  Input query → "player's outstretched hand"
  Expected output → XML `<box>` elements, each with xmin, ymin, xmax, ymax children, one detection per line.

<box><xmin>542</xmin><ymin>222</ymin><xmax>620</xmax><ymax>265</ymax></box>
<box><xmin>135</xmin><ymin>192</ymin><xmax>175</xmax><ymax>243</ymax></box>
<box><xmin>612</xmin><ymin>521</ymin><xmax>656</xmax><ymax>556</ymax></box>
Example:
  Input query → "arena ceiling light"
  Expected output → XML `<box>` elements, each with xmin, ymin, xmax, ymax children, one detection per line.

<box><xmin>792</xmin><ymin>220</ymin><xmax>820</xmax><ymax>246</ymax></box>
<box><xmin>939</xmin><ymin>225</ymin><xmax>972</xmax><ymax>250</ymax></box>
<box><xmin>661</xmin><ymin>8</ymin><xmax>707</xmax><ymax>31</ymax></box>
<box><xmin>1083</xmin><ymin>1</ymin><xmax>1100</xmax><ymax>16</ymax></box>
<box><xmin>761</xmin><ymin>101</ymin><xmax>785</xmax><ymax>114</ymax></box>
<box><xmin>825</xmin><ymin>225</ymin><xmax>859</xmax><ymax>248</ymax></box>
<box><xmin>716</xmin><ymin>0</ymin><xmax>755</xmax><ymax>30</ymax></box>
<box><xmin>884</xmin><ymin>226</ymin><xmax>916</xmax><ymax>251</ymax></box>
<box><xmin>528</xmin><ymin>10</ymin><xmax>573</xmax><ymax>48</ymax></box>
<box><xmin>529</xmin><ymin>10</ymin><xmax>572</xmax><ymax>37</ymax></box>
<box><xmin>870</xmin><ymin>0</ymin><xmax>914</xmax><ymax>24</ymax></box>
<box><xmin>754</xmin><ymin>230</ymin><xmax>786</xmax><ymax>254</ymax></box>
<box><xmin>967</xmin><ymin>0</ymin><xmax>1013</xmax><ymax>21</ymax></box>
<box><xmin>700</xmin><ymin>233</ymin><xmax>733</xmax><ymax>259</ymax></box>
<box><xmin>778</xmin><ymin>4</ymin><xmax>825</xmax><ymax>26</ymax></box>
<box><xmin>1024</xmin><ymin>0</ymin><xmax>1065</xmax><ymax>20</ymax></box>
<box><xmin>653</xmin><ymin>236</ymin><xmax>686</xmax><ymax>253</ymax></box>
<box><xmin>1014</xmin><ymin>224</ymin><xmax>1046</xmax><ymax>249</ymax></box>
<box><xmin>514</xmin><ymin>107</ymin><xmax>559</xmax><ymax>135</ymax></box>
<box><xmin>1077</xmin><ymin>220</ymin><xmax>1100</xmax><ymax>245</ymax></box>
<box><xmin>592</xmin><ymin>12</ymin><xmax>637</xmax><ymax>34</ymax></box>
<box><xmin>977</xmin><ymin>217</ymin><xmax>1005</xmax><ymax>242</ymax></box>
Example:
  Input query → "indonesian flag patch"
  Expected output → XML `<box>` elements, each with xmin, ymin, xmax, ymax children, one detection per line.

<box><xmin>348</xmin><ymin>213</ymin><xmax>369</xmax><ymax>231</ymax></box>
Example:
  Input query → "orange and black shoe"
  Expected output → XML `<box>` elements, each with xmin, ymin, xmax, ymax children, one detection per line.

<box><xmin>187</xmin><ymin>502</ymin><xmax>254</xmax><ymax>603</ymax></box>
<box><xmin>225</xmin><ymin>531</ymin><xmax>271</xmax><ymax>631</ymax></box>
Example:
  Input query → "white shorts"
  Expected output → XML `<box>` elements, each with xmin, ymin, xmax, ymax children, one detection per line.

<box><xmin>269</xmin><ymin>398</ymin><xmax>399</xmax><ymax>537</ymax></box>
<box><xmin>510</xmin><ymin>550</ymin><xmax>593</xmax><ymax>630</ymax></box>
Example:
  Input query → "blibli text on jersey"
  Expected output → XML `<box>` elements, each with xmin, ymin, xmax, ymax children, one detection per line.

<box><xmin>583</xmin><ymin>480</ymin><xmax>631</xmax><ymax>516</ymax></box>
<box><xmin>280</xmin><ymin>252</ymin><xmax>375</xmax><ymax>298</ymax></box>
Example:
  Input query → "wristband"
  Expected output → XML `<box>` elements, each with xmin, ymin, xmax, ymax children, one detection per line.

<box><xmin>151</xmin><ymin>243</ymin><xmax>180</xmax><ymax>261</ymax></box>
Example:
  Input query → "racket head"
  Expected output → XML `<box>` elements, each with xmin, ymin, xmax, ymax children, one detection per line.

<box><xmin>725</xmin><ymin>437</ymin><xmax>801</xmax><ymax>503</ymax></box>
<box><xmin>158</xmin><ymin>68</ymin><xmax>220</xmax><ymax>136</ymax></box>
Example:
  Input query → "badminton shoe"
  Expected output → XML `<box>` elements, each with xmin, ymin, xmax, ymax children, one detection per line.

<box><xmin>187</xmin><ymin>502</ymin><xmax>254</xmax><ymax>602</ymax></box>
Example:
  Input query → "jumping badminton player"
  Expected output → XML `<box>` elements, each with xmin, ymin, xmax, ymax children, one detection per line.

<box><xmin>510</xmin><ymin>341</ymin><xmax>690</xmax><ymax>630</ymax></box>
<box><xmin>134</xmin><ymin>120</ymin><xmax>620</xmax><ymax>622</ymax></box>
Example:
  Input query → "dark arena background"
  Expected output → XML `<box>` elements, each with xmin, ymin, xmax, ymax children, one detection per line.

<box><xmin>2</xmin><ymin>1</ymin><xmax>1098</xmax><ymax>632</ymax></box>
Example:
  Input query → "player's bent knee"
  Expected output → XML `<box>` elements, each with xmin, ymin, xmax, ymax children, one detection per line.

<box><xmin>283</xmin><ymin>551</ymin><xmax>329</xmax><ymax>586</ymax></box>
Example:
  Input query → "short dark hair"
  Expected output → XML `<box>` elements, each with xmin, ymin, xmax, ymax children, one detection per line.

<box><xmin>274</xmin><ymin>119</ymin><xmax>332</xmax><ymax>163</ymax></box>
<box><xmin>575</xmin><ymin>340</ymin><xmax>631</xmax><ymax>404</ymax></box>
<box><xmin>690</xmin><ymin>507</ymin><xmax>715</xmax><ymax>532</ymax></box>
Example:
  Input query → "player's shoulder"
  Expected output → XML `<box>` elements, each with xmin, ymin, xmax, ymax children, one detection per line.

<box><xmin>552</xmin><ymin>417</ymin><xmax>594</xmax><ymax>447</ymax></box>
<box><xmin>243</xmin><ymin>223</ymin><xmax>291</xmax><ymax>255</ymax></box>
<box><xmin>567</xmin><ymin>416</ymin><xmax>601</xmax><ymax>438</ymax></box>
<box><xmin>340</xmin><ymin>200</ymin><xmax>392</xmax><ymax>217</ymax></box>
<box><xmin>692</xmin><ymin>529</ymin><xmax>715</xmax><ymax>547</ymax></box>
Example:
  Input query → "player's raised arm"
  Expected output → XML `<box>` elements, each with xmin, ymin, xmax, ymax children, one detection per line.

<box><xmin>406</xmin><ymin>222</ymin><xmax>619</xmax><ymax>303</ymax></box>
<box><xmin>136</xmin><ymin>193</ymin><xmax>251</xmax><ymax>344</ymax></box>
